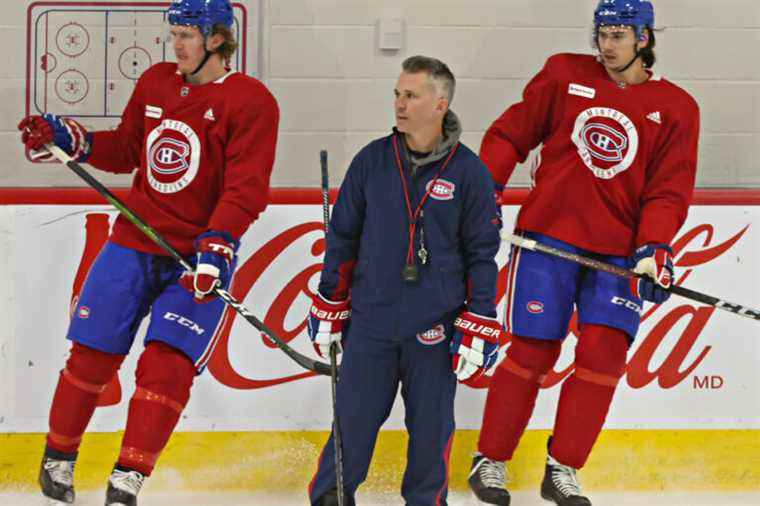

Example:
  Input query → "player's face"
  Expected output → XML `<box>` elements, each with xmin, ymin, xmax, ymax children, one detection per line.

<box><xmin>170</xmin><ymin>25</ymin><xmax>206</xmax><ymax>74</ymax></box>
<box><xmin>394</xmin><ymin>72</ymin><xmax>445</xmax><ymax>135</ymax></box>
<box><xmin>597</xmin><ymin>25</ymin><xmax>645</xmax><ymax>71</ymax></box>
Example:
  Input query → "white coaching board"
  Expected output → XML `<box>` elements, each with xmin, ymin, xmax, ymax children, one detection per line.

<box><xmin>25</xmin><ymin>1</ymin><xmax>261</xmax><ymax>124</ymax></box>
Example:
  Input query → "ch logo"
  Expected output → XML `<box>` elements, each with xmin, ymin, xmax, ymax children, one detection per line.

<box><xmin>150</xmin><ymin>138</ymin><xmax>190</xmax><ymax>175</ymax></box>
<box><xmin>581</xmin><ymin>123</ymin><xmax>628</xmax><ymax>162</ymax></box>
<box><xmin>571</xmin><ymin>107</ymin><xmax>639</xmax><ymax>180</ymax></box>
<box><xmin>145</xmin><ymin>119</ymin><xmax>201</xmax><ymax>193</ymax></box>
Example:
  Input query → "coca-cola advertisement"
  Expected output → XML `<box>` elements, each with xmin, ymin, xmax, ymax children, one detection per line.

<box><xmin>1</xmin><ymin>203</ymin><xmax>759</xmax><ymax>432</ymax></box>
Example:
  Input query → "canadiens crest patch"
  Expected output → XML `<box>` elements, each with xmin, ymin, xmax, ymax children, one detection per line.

<box><xmin>571</xmin><ymin>107</ymin><xmax>639</xmax><ymax>180</ymax></box>
<box><xmin>417</xmin><ymin>324</ymin><xmax>446</xmax><ymax>345</ymax></box>
<box><xmin>526</xmin><ymin>301</ymin><xmax>544</xmax><ymax>314</ymax></box>
<box><xmin>146</xmin><ymin>119</ymin><xmax>201</xmax><ymax>194</ymax></box>
<box><xmin>426</xmin><ymin>179</ymin><xmax>455</xmax><ymax>201</ymax></box>
<box><xmin>78</xmin><ymin>306</ymin><xmax>91</xmax><ymax>319</ymax></box>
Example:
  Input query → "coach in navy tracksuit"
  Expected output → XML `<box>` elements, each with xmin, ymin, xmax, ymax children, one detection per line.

<box><xmin>307</xmin><ymin>56</ymin><xmax>502</xmax><ymax>506</ymax></box>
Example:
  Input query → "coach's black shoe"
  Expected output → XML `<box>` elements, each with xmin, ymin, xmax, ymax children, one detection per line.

<box><xmin>316</xmin><ymin>487</ymin><xmax>354</xmax><ymax>506</ymax></box>
<box><xmin>468</xmin><ymin>453</ymin><xmax>510</xmax><ymax>505</ymax></box>
<box><xmin>104</xmin><ymin>466</ymin><xmax>145</xmax><ymax>506</ymax></box>
<box><xmin>540</xmin><ymin>451</ymin><xmax>592</xmax><ymax>506</ymax></box>
<box><xmin>39</xmin><ymin>447</ymin><xmax>77</xmax><ymax>504</ymax></box>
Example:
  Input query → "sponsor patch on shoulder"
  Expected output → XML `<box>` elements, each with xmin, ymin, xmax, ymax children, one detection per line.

<box><xmin>417</xmin><ymin>324</ymin><xmax>446</xmax><ymax>345</ymax></box>
<box><xmin>526</xmin><ymin>301</ymin><xmax>544</xmax><ymax>314</ymax></box>
<box><xmin>427</xmin><ymin>179</ymin><xmax>455</xmax><ymax>201</ymax></box>
<box><xmin>568</xmin><ymin>83</ymin><xmax>596</xmax><ymax>99</ymax></box>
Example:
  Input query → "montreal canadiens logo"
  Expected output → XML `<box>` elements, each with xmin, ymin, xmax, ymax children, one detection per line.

<box><xmin>146</xmin><ymin>119</ymin><xmax>201</xmax><ymax>193</ymax></box>
<box><xmin>149</xmin><ymin>138</ymin><xmax>189</xmax><ymax>175</ymax></box>
<box><xmin>78</xmin><ymin>306</ymin><xmax>91</xmax><ymax>319</ymax></box>
<box><xmin>571</xmin><ymin>107</ymin><xmax>638</xmax><ymax>179</ymax></box>
<box><xmin>526</xmin><ymin>301</ymin><xmax>544</xmax><ymax>314</ymax></box>
<box><xmin>426</xmin><ymin>179</ymin><xmax>455</xmax><ymax>201</ymax></box>
<box><xmin>417</xmin><ymin>324</ymin><xmax>447</xmax><ymax>345</ymax></box>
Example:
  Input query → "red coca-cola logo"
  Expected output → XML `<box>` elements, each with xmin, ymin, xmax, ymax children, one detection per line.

<box><xmin>75</xmin><ymin>213</ymin><xmax>750</xmax><ymax>391</ymax></box>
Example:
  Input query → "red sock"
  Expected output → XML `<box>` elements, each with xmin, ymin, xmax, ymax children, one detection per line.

<box><xmin>47</xmin><ymin>342</ymin><xmax>125</xmax><ymax>454</ymax></box>
<box><xmin>118</xmin><ymin>342</ymin><xmax>196</xmax><ymax>476</ymax></box>
<box><xmin>550</xmin><ymin>324</ymin><xmax>629</xmax><ymax>469</ymax></box>
<box><xmin>478</xmin><ymin>335</ymin><xmax>561</xmax><ymax>461</ymax></box>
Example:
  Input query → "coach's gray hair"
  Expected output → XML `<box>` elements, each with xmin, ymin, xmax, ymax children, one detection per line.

<box><xmin>402</xmin><ymin>55</ymin><xmax>456</xmax><ymax>103</ymax></box>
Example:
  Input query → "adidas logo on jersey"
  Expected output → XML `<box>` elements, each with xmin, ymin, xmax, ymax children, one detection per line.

<box><xmin>204</xmin><ymin>108</ymin><xmax>215</xmax><ymax>121</ymax></box>
<box><xmin>646</xmin><ymin>111</ymin><xmax>662</xmax><ymax>124</ymax></box>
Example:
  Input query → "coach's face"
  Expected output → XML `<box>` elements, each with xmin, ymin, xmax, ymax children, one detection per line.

<box><xmin>394</xmin><ymin>72</ymin><xmax>445</xmax><ymax>135</ymax></box>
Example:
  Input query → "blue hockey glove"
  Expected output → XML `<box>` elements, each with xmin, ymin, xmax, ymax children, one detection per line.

<box><xmin>450</xmin><ymin>311</ymin><xmax>502</xmax><ymax>385</ymax></box>
<box><xmin>180</xmin><ymin>231</ymin><xmax>239</xmax><ymax>303</ymax></box>
<box><xmin>629</xmin><ymin>243</ymin><xmax>674</xmax><ymax>304</ymax></box>
<box><xmin>18</xmin><ymin>113</ymin><xmax>92</xmax><ymax>162</ymax></box>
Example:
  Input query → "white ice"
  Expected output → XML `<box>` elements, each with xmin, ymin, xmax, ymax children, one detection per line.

<box><xmin>2</xmin><ymin>491</ymin><xmax>760</xmax><ymax>505</ymax></box>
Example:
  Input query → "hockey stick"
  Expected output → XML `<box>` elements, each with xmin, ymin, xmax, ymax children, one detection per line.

<box><xmin>45</xmin><ymin>143</ymin><xmax>332</xmax><ymax>375</ymax></box>
<box><xmin>320</xmin><ymin>149</ymin><xmax>345</xmax><ymax>506</ymax></box>
<box><xmin>503</xmin><ymin>232</ymin><xmax>760</xmax><ymax>321</ymax></box>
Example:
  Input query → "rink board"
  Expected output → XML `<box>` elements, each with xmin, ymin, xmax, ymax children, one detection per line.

<box><xmin>0</xmin><ymin>189</ymin><xmax>759</xmax><ymax>491</ymax></box>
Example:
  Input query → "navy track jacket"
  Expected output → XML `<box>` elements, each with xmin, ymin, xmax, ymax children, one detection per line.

<box><xmin>318</xmin><ymin>128</ymin><xmax>501</xmax><ymax>340</ymax></box>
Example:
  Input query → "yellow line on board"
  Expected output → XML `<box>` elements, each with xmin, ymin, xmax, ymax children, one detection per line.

<box><xmin>1</xmin><ymin>430</ymin><xmax>758</xmax><ymax>492</ymax></box>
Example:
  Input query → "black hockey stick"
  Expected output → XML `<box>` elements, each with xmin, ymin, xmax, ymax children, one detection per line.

<box><xmin>45</xmin><ymin>143</ymin><xmax>332</xmax><ymax>375</ymax></box>
<box><xmin>320</xmin><ymin>149</ymin><xmax>345</xmax><ymax>506</ymax></box>
<box><xmin>503</xmin><ymin>232</ymin><xmax>760</xmax><ymax>321</ymax></box>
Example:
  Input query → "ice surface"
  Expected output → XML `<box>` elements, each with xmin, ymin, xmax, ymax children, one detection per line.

<box><xmin>2</xmin><ymin>490</ymin><xmax>759</xmax><ymax>505</ymax></box>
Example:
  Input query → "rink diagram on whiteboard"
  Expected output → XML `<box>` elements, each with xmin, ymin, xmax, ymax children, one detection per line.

<box><xmin>26</xmin><ymin>2</ymin><xmax>252</xmax><ymax>119</ymax></box>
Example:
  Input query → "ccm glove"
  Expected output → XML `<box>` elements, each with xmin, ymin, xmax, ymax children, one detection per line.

<box><xmin>18</xmin><ymin>113</ymin><xmax>91</xmax><ymax>162</ymax></box>
<box><xmin>307</xmin><ymin>293</ymin><xmax>351</xmax><ymax>359</ymax></box>
<box><xmin>629</xmin><ymin>243</ymin><xmax>674</xmax><ymax>304</ymax></box>
<box><xmin>180</xmin><ymin>231</ymin><xmax>238</xmax><ymax>303</ymax></box>
<box><xmin>450</xmin><ymin>311</ymin><xmax>502</xmax><ymax>385</ymax></box>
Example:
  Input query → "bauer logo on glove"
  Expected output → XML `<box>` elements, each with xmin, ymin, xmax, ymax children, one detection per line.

<box><xmin>307</xmin><ymin>292</ymin><xmax>351</xmax><ymax>358</ymax></box>
<box><xmin>450</xmin><ymin>311</ymin><xmax>502</xmax><ymax>385</ymax></box>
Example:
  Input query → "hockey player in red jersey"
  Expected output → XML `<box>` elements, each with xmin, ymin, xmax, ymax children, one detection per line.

<box><xmin>468</xmin><ymin>1</ymin><xmax>699</xmax><ymax>505</ymax></box>
<box><xmin>18</xmin><ymin>0</ymin><xmax>279</xmax><ymax>504</ymax></box>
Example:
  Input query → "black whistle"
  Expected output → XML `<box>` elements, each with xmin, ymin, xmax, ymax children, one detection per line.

<box><xmin>402</xmin><ymin>263</ymin><xmax>419</xmax><ymax>283</ymax></box>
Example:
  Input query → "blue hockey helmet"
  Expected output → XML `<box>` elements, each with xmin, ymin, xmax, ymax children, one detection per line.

<box><xmin>167</xmin><ymin>0</ymin><xmax>233</xmax><ymax>36</ymax></box>
<box><xmin>594</xmin><ymin>0</ymin><xmax>654</xmax><ymax>39</ymax></box>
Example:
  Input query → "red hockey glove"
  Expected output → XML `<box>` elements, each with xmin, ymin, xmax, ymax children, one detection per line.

<box><xmin>180</xmin><ymin>231</ymin><xmax>238</xmax><ymax>303</ymax></box>
<box><xmin>18</xmin><ymin>114</ymin><xmax>91</xmax><ymax>162</ymax></box>
<box><xmin>450</xmin><ymin>311</ymin><xmax>502</xmax><ymax>385</ymax></box>
<box><xmin>307</xmin><ymin>293</ymin><xmax>351</xmax><ymax>359</ymax></box>
<box><xmin>629</xmin><ymin>243</ymin><xmax>674</xmax><ymax>304</ymax></box>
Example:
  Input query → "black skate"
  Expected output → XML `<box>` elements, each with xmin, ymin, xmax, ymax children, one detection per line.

<box><xmin>540</xmin><ymin>453</ymin><xmax>592</xmax><ymax>506</ymax></box>
<box><xmin>468</xmin><ymin>453</ymin><xmax>510</xmax><ymax>505</ymax></box>
<box><xmin>104</xmin><ymin>466</ymin><xmax>145</xmax><ymax>506</ymax></box>
<box><xmin>39</xmin><ymin>447</ymin><xmax>77</xmax><ymax>504</ymax></box>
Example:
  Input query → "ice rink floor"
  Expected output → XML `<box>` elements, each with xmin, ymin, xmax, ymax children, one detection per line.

<box><xmin>2</xmin><ymin>490</ymin><xmax>760</xmax><ymax>505</ymax></box>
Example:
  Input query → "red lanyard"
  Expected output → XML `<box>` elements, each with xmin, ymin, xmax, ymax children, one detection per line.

<box><xmin>392</xmin><ymin>134</ymin><xmax>459</xmax><ymax>267</ymax></box>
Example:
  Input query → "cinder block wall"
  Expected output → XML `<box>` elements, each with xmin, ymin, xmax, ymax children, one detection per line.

<box><xmin>2</xmin><ymin>0</ymin><xmax>758</xmax><ymax>187</ymax></box>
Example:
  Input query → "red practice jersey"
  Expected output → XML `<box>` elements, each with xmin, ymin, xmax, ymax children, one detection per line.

<box><xmin>481</xmin><ymin>53</ymin><xmax>700</xmax><ymax>256</ymax></box>
<box><xmin>87</xmin><ymin>62</ymin><xmax>279</xmax><ymax>255</ymax></box>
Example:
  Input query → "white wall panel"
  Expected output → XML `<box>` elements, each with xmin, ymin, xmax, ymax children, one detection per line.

<box><xmin>0</xmin><ymin>1</ymin><xmax>758</xmax><ymax>187</ymax></box>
